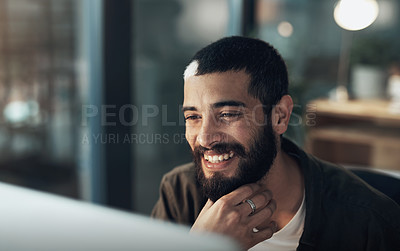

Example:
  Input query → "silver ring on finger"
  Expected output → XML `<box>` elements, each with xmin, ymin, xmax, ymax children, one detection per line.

<box><xmin>244</xmin><ymin>199</ymin><xmax>256</xmax><ymax>215</ymax></box>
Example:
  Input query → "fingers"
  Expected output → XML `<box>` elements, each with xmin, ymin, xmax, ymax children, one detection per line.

<box><xmin>237</xmin><ymin>189</ymin><xmax>273</xmax><ymax>216</ymax></box>
<box><xmin>251</xmin><ymin>221</ymin><xmax>278</xmax><ymax>245</ymax></box>
<box><xmin>248</xmin><ymin>199</ymin><xmax>276</xmax><ymax>228</ymax></box>
<box><xmin>194</xmin><ymin>185</ymin><xmax>277</xmax><ymax>250</ymax></box>
<box><xmin>221</xmin><ymin>183</ymin><xmax>261</xmax><ymax>206</ymax></box>
<box><xmin>197</xmin><ymin>199</ymin><xmax>214</xmax><ymax>218</ymax></box>
<box><xmin>204</xmin><ymin>199</ymin><xmax>214</xmax><ymax>209</ymax></box>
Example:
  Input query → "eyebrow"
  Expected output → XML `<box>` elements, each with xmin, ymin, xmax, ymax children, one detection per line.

<box><xmin>181</xmin><ymin>106</ymin><xmax>197</xmax><ymax>113</ymax></box>
<box><xmin>212</xmin><ymin>101</ymin><xmax>246</xmax><ymax>109</ymax></box>
<box><xmin>181</xmin><ymin>100</ymin><xmax>246</xmax><ymax>113</ymax></box>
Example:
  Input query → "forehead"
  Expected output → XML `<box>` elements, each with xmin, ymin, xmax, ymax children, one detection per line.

<box><xmin>183</xmin><ymin>70</ymin><xmax>259</xmax><ymax>108</ymax></box>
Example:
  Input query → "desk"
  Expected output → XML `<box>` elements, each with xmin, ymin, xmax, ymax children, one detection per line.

<box><xmin>305</xmin><ymin>99</ymin><xmax>400</xmax><ymax>171</ymax></box>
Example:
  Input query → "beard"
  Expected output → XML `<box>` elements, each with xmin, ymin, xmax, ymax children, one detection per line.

<box><xmin>192</xmin><ymin>122</ymin><xmax>277</xmax><ymax>202</ymax></box>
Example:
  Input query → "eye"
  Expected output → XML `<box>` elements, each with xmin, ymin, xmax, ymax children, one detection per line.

<box><xmin>220</xmin><ymin>112</ymin><xmax>241</xmax><ymax>118</ymax></box>
<box><xmin>184</xmin><ymin>114</ymin><xmax>201</xmax><ymax>121</ymax></box>
<box><xmin>219</xmin><ymin>112</ymin><xmax>242</xmax><ymax>122</ymax></box>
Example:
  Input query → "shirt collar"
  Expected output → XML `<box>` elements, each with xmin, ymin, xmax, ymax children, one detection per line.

<box><xmin>282</xmin><ymin>137</ymin><xmax>324</xmax><ymax>250</ymax></box>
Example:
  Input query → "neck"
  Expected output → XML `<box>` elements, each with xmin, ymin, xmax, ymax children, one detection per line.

<box><xmin>257</xmin><ymin>148</ymin><xmax>304</xmax><ymax>230</ymax></box>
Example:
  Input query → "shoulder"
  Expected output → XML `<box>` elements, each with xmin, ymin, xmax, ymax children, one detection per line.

<box><xmin>316</xmin><ymin>157</ymin><xmax>397</xmax><ymax>208</ymax></box>
<box><xmin>161</xmin><ymin>162</ymin><xmax>197</xmax><ymax>185</ymax></box>
<box><xmin>283</xmin><ymin>138</ymin><xmax>400</xmax><ymax>248</ymax></box>
<box><xmin>155</xmin><ymin>162</ymin><xmax>205</xmax><ymax>225</ymax></box>
<box><xmin>313</xmin><ymin>156</ymin><xmax>400</xmax><ymax>232</ymax></box>
<box><xmin>283</xmin><ymin>138</ymin><xmax>400</xmax><ymax>223</ymax></box>
<box><xmin>159</xmin><ymin>162</ymin><xmax>200</xmax><ymax>203</ymax></box>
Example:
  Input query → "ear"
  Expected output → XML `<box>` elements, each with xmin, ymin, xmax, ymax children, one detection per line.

<box><xmin>271</xmin><ymin>95</ymin><xmax>293</xmax><ymax>135</ymax></box>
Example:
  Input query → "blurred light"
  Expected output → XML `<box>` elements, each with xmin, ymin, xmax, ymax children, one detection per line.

<box><xmin>277</xmin><ymin>21</ymin><xmax>293</xmax><ymax>37</ymax></box>
<box><xmin>334</xmin><ymin>0</ymin><xmax>379</xmax><ymax>31</ymax></box>
<box><xmin>3</xmin><ymin>100</ymin><xmax>39</xmax><ymax>125</ymax></box>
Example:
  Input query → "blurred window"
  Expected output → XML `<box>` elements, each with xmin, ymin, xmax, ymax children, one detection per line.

<box><xmin>252</xmin><ymin>0</ymin><xmax>400</xmax><ymax>145</ymax></box>
<box><xmin>0</xmin><ymin>0</ymin><xmax>78</xmax><ymax>197</ymax></box>
<box><xmin>132</xmin><ymin>0</ymin><xmax>234</xmax><ymax>214</ymax></box>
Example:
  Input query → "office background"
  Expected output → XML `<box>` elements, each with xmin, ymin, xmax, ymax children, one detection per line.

<box><xmin>0</xmin><ymin>0</ymin><xmax>399</xmax><ymax>215</ymax></box>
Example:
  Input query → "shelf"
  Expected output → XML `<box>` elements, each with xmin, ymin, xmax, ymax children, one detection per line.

<box><xmin>309</xmin><ymin>99</ymin><xmax>400</xmax><ymax>127</ymax></box>
<box><xmin>306</xmin><ymin>99</ymin><xmax>400</xmax><ymax>171</ymax></box>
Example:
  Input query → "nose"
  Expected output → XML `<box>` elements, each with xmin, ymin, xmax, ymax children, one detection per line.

<box><xmin>196</xmin><ymin>116</ymin><xmax>223</xmax><ymax>148</ymax></box>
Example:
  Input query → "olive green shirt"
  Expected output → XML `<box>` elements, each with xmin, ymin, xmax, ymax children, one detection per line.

<box><xmin>152</xmin><ymin>138</ymin><xmax>400</xmax><ymax>250</ymax></box>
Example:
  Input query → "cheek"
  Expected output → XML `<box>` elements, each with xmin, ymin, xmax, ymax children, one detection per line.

<box><xmin>246</xmin><ymin>107</ymin><xmax>266</xmax><ymax>127</ymax></box>
<box><xmin>228</xmin><ymin>124</ymin><xmax>259</xmax><ymax>150</ymax></box>
<box><xmin>236</xmin><ymin>128</ymin><xmax>253</xmax><ymax>143</ymax></box>
<box><xmin>185</xmin><ymin>127</ymin><xmax>197</xmax><ymax>149</ymax></box>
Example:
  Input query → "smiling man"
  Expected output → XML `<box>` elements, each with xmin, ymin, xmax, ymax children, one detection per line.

<box><xmin>151</xmin><ymin>37</ymin><xmax>400</xmax><ymax>250</ymax></box>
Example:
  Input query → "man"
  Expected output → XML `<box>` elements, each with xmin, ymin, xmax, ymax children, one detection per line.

<box><xmin>151</xmin><ymin>36</ymin><xmax>400</xmax><ymax>250</ymax></box>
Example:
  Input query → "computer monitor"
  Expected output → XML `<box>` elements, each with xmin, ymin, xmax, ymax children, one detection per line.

<box><xmin>0</xmin><ymin>182</ymin><xmax>239</xmax><ymax>251</ymax></box>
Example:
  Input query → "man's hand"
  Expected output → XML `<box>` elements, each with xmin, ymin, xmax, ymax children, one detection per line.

<box><xmin>190</xmin><ymin>184</ymin><xmax>277</xmax><ymax>250</ymax></box>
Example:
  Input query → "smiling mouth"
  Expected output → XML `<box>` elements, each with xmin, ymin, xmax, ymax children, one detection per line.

<box><xmin>204</xmin><ymin>151</ymin><xmax>234</xmax><ymax>164</ymax></box>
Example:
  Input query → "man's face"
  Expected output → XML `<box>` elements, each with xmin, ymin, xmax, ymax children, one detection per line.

<box><xmin>183</xmin><ymin>70</ymin><xmax>277</xmax><ymax>201</ymax></box>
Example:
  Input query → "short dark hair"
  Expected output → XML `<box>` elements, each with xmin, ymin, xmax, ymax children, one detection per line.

<box><xmin>190</xmin><ymin>36</ymin><xmax>289</xmax><ymax>116</ymax></box>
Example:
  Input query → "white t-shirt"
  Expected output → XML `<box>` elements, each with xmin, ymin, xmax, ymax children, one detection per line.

<box><xmin>249</xmin><ymin>191</ymin><xmax>306</xmax><ymax>251</ymax></box>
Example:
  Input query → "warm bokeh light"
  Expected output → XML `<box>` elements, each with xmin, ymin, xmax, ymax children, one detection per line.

<box><xmin>334</xmin><ymin>0</ymin><xmax>379</xmax><ymax>31</ymax></box>
<box><xmin>277</xmin><ymin>21</ymin><xmax>293</xmax><ymax>37</ymax></box>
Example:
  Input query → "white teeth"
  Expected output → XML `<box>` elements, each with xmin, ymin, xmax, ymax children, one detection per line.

<box><xmin>204</xmin><ymin>152</ymin><xmax>235</xmax><ymax>163</ymax></box>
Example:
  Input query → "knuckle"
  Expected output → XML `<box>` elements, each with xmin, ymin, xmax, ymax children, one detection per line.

<box><xmin>241</xmin><ymin>183</ymin><xmax>260</xmax><ymax>196</ymax></box>
<box><xmin>226</xmin><ymin>210</ymin><xmax>241</xmax><ymax>225</ymax></box>
<box><xmin>262</xmin><ymin>203</ymin><xmax>275</xmax><ymax>218</ymax></box>
<box><xmin>264</xmin><ymin>228</ymin><xmax>274</xmax><ymax>239</ymax></box>
<box><xmin>269</xmin><ymin>199</ymin><xmax>277</xmax><ymax>211</ymax></box>
<box><xmin>265</xmin><ymin>206</ymin><xmax>273</xmax><ymax>218</ymax></box>
<box><xmin>241</xmin><ymin>185</ymin><xmax>254</xmax><ymax>196</ymax></box>
<box><xmin>251</xmin><ymin>229</ymin><xmax>273</xmax><ymax>247</ymax></box>
<box><xmin>218</xmin><ymin>196</ymin><xmax>229</xmax><ymax>204</ymax></box>
<box><xmin>216</xmin><ymin>198</ymin><xmax>230</xmax><ymax>211</ymax></box>
<box><xmin>230</xmin><ymin>209</ymin><xmax>241</xmax><ymax>219</ymax></box>
<box><xmin>262</xmin><ymin>190</ymin><xmax>272</xmax><ymax>201</ymax></box>
<box><xmin>259</xmin><ymin>195</ymin><xmax>268</xmax><ymax>206</ymax></box>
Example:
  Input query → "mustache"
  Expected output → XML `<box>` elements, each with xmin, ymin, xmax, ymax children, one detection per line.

<box><xmin>193</xmin><ymin>143</ymin><xmax>246</xmax><ymax>157</ymax></box>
